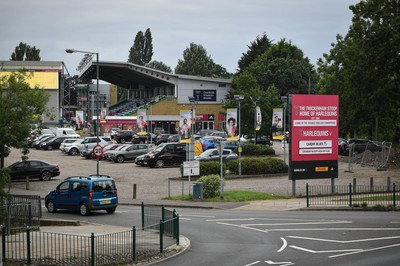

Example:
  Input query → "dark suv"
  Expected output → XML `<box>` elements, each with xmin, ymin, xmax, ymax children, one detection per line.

<box><xmin>144</xmin><ymin>142</ymin><xmax>186</xmax><ymax>168</ymax></box>
<box><xmin>114</xmin><ymin>130</ymin><xmax>136</xmax><ymax>143</ymax></box>
<box><xmin>45</xmin><ymin>175</ymin><xmax>118</xmax><ymax>216</ymax></box>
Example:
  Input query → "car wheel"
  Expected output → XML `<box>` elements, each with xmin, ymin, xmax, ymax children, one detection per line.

<box><xmin>155</xmin><ymin>159</ymin><xmax>165</xmax><ymax>168</ymax></box>
<box><xmin>69</xmin><ymin>148</ymin><xmax>79</xmax><ymax>156</ymax></box>
<box><xmin>106</xmin><ymin>207</ymin><xmax>116</xmax><ymax>214</ymax></box>
<box><xmin>121</xmin><ymin>139</ymin><xmax>126</xmax><ymax>144</ymax></box>
<box><xmin>41</xmin><ymin>171</ymin><xmax>52</xmax><ymax>181</ymax></box>
<box><xmin>139</xmin><ymin>140</ymin><xmax>145</xmax><ymax>144</ymax></box>
<box><xmin>47</xmin><ymin>146</ymin><xmax>53</xmax><ymax>150</ymax></box>
<box><xmin>46</xmin><ymin>200</ymin><xmax>57</xmax><ymax>213</ymax></box>
<box><xmin>116</xmin><ymin>155</ymin><xmax>125</xmax><ymax>163</ymax></box>
<box><xmin>79</xmin><ymin>203</ymin><xmax>90</xmax><ymax>216</ymax></box>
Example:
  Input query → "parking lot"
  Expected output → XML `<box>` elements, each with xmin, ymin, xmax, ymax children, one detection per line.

<box><xmin>4</xmin><ymin>142</ymin><xmax>400</xmax><ymax>201</ymax></box>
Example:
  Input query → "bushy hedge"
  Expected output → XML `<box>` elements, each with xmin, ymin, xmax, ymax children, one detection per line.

<box><xmin>227</xmin><ymin>157</ymin><xmax>288</xmax><ymax>175</ymax></box>
<box><xmin>180</xmin><ymin>161</ymin><xmax>226</xmax><ymax>177</ymax></box>
<box><xmin>239</xmin><ymin>142</ymin><xmax>275</xmax><ymax>156</ymax></box>
<box><xmin>197</xmin><ymin>174</ymin><xmax>225</xmax><ymax>198</ymax></box>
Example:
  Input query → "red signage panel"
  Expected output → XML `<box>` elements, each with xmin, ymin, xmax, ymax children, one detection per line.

<box><xmin>289</xmin><ymin>94</ymin><xmax>339</xmax><ymax>180</ymax></box>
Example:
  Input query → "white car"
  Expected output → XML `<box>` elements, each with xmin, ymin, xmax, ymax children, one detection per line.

<box><xmin>79</xmin><ymin>136</ymin><xmax>113</xmax><ymax>156</ymax></box>
<box><xmin>62</xmin><ymin>139</ymin><xmax>85</xmax><ymax>156</ymax></box>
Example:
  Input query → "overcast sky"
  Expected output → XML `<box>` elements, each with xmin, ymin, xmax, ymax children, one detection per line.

<box><xmin>0</xmin><ymin>0</ymin><xmax>359</xmax><ymax>76</ymax></box>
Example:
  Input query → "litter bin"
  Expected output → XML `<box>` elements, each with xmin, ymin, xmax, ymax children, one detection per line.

<box><xmin>193</xmin><ymin>183</ymin><xmax>203</xmax><ymax>201</ymax></box>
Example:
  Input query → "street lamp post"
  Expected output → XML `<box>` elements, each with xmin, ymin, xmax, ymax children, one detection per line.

<box><xmin>281</xmin><ymin>96</ymin><xmax>288</xmax><ymax>164</ymax></box>
<box><xmin>234</xmin><ymin>95</ymin><xmax>244</xmax><ymax>176</ymax></box>
<box><xmin>66</xmin><ymin>48</ymin><xmax>100</xmax><ymax>176</ymax></box>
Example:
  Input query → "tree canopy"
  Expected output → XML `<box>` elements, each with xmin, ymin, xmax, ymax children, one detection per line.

<box><xmin>175</xmin><ymin>43</ymin><xmax>231</xmax><ymax>78</ymax></box>
<box><xmin>0</xmin><ymin>71</ymin><xmax>50</xmax><ymax>200</ymax></box>
<box><xmin>10</xmin><ymin>42</ymin><xmax>41</xmax><ymax>61</ymax></box>
<box><xmin>128</xmin><ymin>28</ymin><xmax>153</xmax><ymax>66</ymax></box>
<box><xmin>316</xmin><ymin>0</ymin><xmax>400</xmax><ymax>142</ymax></box>
<box><xmin>229</xmin><ymin>37</ymin><xmax>316</xmax><ymax>136</ymax></box>
<box><xmin>145</xmin><ymin>60</ymin><xmax>173</xmax><ymax>73</ymax></box>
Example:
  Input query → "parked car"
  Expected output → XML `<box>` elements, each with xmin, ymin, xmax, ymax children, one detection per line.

<box><xmin>200</xmin><ymin>138</ymin><xmax>216</xmax><ymax>151</ymax></box>
<box><xmin>62</xmin><ymin>139</ymin><xmax>85</xmax><ymax>156</ymax></box>
<box><xmin>132</xmin><ymin>133</ymin><xmax>156</xmax><ymax>144</ymax></box>
<box><xmin>107</xmin><ymin>144</ymin><xmax>153</xmax><ymax>163</ymax></box>
<box><xmin>193</xmin><ymin>129</ymin><xmax>218</xmax><ymax>139</ymax></box>
<box><xmin>243</xmin><ymin>135</ymin><xmax>273</xmax><ymax>146</ymax></box>
<box><xmin>113</xmin><ymin>130</ymin><xmax>136</xmax><ymax>143</ymax></box>
<box><xmin>134</xmin><ymin>153</ymin><xmax>149</xmax><ymax>167</ymax></box>
<box><xmin>221</xmin><ymin>140</ymin><xmax>240</xmax><ymax>151</ymax></box>
<box><xmin>144</xmin><ymin>142</ymin><xmax>186</xmax><ymax>168</ymax></box>
<box><xmin>44</xmin><ymin>175</ymin><xmax>118</xmax><ymax>216</ymax></box>
<box><xmin>78</xmin><ymin>137</ymin><xmax>112</xmax><ymax>159</ymax></box>
<box><xmin>195</xmin><ymin>148</ymin><xmax>238</xmax><ymax>163</ymax></box>
<box><xmin>31</xmin><ymin>135</ymin><xmax>55</xmax><ymax>149</ymax></box>
<box><xmin>7</xmin><ymin>159</ymin><xmax>60</xmax><ymax>181</ymax></box>
<box><xmin>40</xmin><ymin>136</ymin><xmax>77</xmax><ymax>150</ymax></box>
<box><xmin>59</xmin><ymin>138</ymin><xmax>82</xmax><ymax>152</ymax></box>
<box><xmin>167</xmin><ymin>134</ymin><xmax>180</xmax><ymax>142</ymax></box>
<box><xmin>110</xmin><ymin>128</ymin><xmax>121</xmax><ymax>140</ymax></box>
<box><xmin>102</xmin><ymin>144</ymin><xmax>129</xmax><ymax>160</ymax></box>
<box><xmin>345</xmin><ymin>138</ymin><xmax>382</xmax><ymax>155</ymax></box>
<box><xmin>154</xmin><ymin>134</ymin><xmax>172</xmax><ymax>145</ymax></box>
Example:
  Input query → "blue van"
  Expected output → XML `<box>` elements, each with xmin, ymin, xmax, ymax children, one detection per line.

<box><xmin>45</xmin><ymin>175</ymin><xmax>118</xmax><ymax>216</ymax></box>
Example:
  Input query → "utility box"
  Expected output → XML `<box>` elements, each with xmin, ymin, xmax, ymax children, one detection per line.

<box><xmin>193</xmin><ymin>183</ymin><xmax>203</xmax><ymax>201</ymax></box>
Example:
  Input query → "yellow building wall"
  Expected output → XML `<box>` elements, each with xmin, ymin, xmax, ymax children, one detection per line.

<box><xmin>0</xmin><ymin>71</ymin><xmax>58</xmax><ymax>89</ymax></box>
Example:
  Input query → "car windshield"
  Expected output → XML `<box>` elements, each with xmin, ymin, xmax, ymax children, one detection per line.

<box><xmin>93</xmin><ymin>180</ymin><xmax>116</xmax><ymax>192</ymax></box>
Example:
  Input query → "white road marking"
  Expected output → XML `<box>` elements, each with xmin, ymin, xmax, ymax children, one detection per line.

<box><xmin>329</xmin><ymin>243</ymin><xmax>400</xmax><ymax>258</ymax></box>
<box><xmin>288</xmin><ymin>235</ymin><xmax>400</xmax><ymax>243</ymax></box>
<box><xmin>290</xmin><ymin>245</ymin><xmax>362</xmax><ymax>254</ymax></box>
<box><xmin>182</xmin><ymin>214</ymin><xmax>215</xmax><ymax>218</ymax></box>
<box><xmin>244</xmin><ymin>261</ymin><xmax>260</xmax><ymax>266</ymax></box>
<box><xmin>241</xmin><ymin>221</ymin><xmax>351</xmax><ymax>227</ymax></box>
<box><xmin>265</xmin><ymin>260</ymin><xmax>294</xmax><ymax>265</ymax></box>
<box><xmin>278</xmin><ymin>237</ymin><xmax>287</xmax><ymax>252</ymax></box>
<box><xmin>265</xmin><ymin>228</ymin><xmax>400</xmax><ymax>232</ymax></box>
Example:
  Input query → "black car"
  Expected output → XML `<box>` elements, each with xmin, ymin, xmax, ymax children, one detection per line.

<box><xmin>114</xmin><ymin>130</ymin><xmax>136</xmax><ymax>143</ymax></box>
<box><xmin>345</xmin><ymin>138</ymin><xmax>382</xmax><ymax>155</ymax></box>
<box><xmin>244</xmin><ymin>135</ymin><xmax>273</xmax><ymax>146</ymax></box>
<box><xmin>154</xmin><ymin>134</ymin><xmax>172</xmax><ymax>145</ymax></box>
<box><xmin>7</xmin><ymin>159</ymin><xmax>60</xmax><ymax>181</ymax></box>
<box><xmin>40</xmin><ymin>136</ymin><xmax>74</xmax><ymax>150</ymax></box>
<box><xmin>31</xmin><ymin>135</ymin><xmax>55</xmax><ymax>149</ymax></box>
<box><xmin>132</xmin><ymin>133</ymin><xmax>156</xmax><ymax>144</ymax></box>
<box><xmin>144</xmin><ymin>142</ymin><xmax>186</xmax><ymax>168</ymax></box>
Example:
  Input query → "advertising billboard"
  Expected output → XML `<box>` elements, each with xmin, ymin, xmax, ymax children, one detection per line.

<box><xmin>226</xmin><ymin>108</ymin><xmax>238</xmax><ymax>140</ymax></box>
<box><xmin>289</xmin><ymin>94</ymin><xmax>339</xmax><ymax>180</ymax></box>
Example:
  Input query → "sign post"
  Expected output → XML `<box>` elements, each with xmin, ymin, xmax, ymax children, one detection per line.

<box><xmin>183</xmin><ymin>161</ymin><xmax>200</xmax><ymax>195</ymax></box>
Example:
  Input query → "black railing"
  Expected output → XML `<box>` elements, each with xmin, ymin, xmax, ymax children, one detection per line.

<box><xmin>306</xmin><ymin>183</ymin><xmax>400</xmax><ymax>208</ymax></box>
<box><xmin>1</xmin><ymin>203</ymin><xmax>180</xmax><ymax>265</ymax></box>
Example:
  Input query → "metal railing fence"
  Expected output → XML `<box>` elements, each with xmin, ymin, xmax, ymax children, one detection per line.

<box><xmin>1</xmin><ymin>217</ymin><xmax>179</xmax><ymax>265</ymax></box>
<box><xmin>0</xmin><ymin>195</ymin><xmax>42</xmax><ymax>230</ymax></box>
<box><xmin>306</xmin><ymin>183</ymin><xmax>400</xmax><ymax>207</ymax></box>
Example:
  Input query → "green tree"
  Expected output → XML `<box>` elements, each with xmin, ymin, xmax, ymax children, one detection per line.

<box><xmin>128</xmin><ymin>28</ymin><xmax>153</xmax><ymax>66</ymax></box>
<box><xmin>247</xmin><ymin>39</ymin><xmax>316</xmax><ymax>96</ymax></box>
<box><xmin>228</xmin><ymin>37</ymin><xmax>315</xmax><ymax>136</ymax></box>
<box><xmin>0</xmin><ymin>71</ymin><xmax>50</xmax><ymax>197</ymax></box>
<box><xmin>317</xmin><ymin>0</ymin><xmax>400</xmax><ymax>142</ymax></box>
<box><xmin>237</xmin><ymin>33</ymin><xmax>273</xmax><ymax>73</ymax></box>
<box><xmin>10</xmin><ymin>42</ymin><xmax>41</xmax><ymax>61</ymax></box>
<box><xmin>175</xmin><ymin>43</ymin><xmax>231</xmax><ymax>78</ymax></box>
<box><xmin>145</xmin><ymin>60</ymin><xmax>173</xmax><ymax>73</ymax></box>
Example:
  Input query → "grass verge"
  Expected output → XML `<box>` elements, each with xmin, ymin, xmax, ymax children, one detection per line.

<box><xmin>165</xmin><ymin>190</ymin><xmax>291</xmax><ymax>202</ymax></box>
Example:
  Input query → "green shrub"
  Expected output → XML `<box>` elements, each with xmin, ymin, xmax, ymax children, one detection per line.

<box><xmin>227</xmin><ymin>157</ymin><xmax>288</xmax><ymax>175</ymax></box>
<box><xmin>198</xmin><ymin>174</ymin><xmax>225</xmax><ymax>198</ymax></box>
<box><xmin>179</xmin><ymin>161</ymin><xmax>226</xmax><ymax>177</ymax></box>
<box><xmin>239</xmin><ymin>142</ymin><xmax>275</xmax><ymax>156</ymax></box>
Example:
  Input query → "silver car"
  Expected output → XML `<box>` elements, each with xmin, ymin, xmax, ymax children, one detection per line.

<box><xmin>108</xmin><ymin>144</ymin><xmax>154</xmax><ymax>163</ymax></box>
<box><xmin>195</xmin><ymin>148</ymin><xmax>238</xmax><ymax>163</ymax></box>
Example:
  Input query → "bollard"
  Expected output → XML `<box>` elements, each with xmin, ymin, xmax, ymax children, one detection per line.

<box><xmin>133</xmin><ymin>184</ymin><xmax>137</xmax><ymax>199</ymax></box>
<box><xmin>370</xmin><ymin>177</ymin><xmax>374</xmax><ymax>192</ymax></box>
<box><xmin>353</xmin><ymin>178</ymin><xmax>357</xmax><ymax>193</ymax></box>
